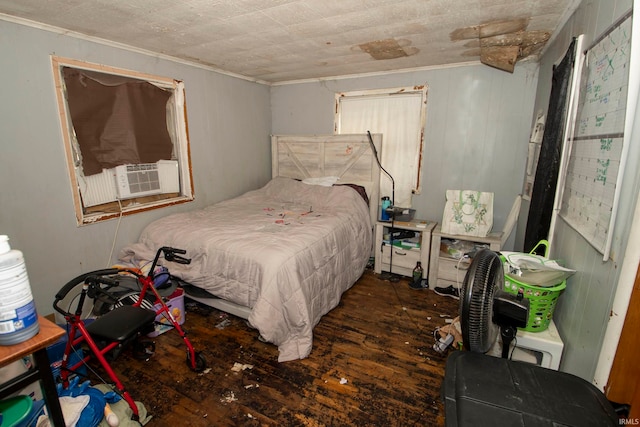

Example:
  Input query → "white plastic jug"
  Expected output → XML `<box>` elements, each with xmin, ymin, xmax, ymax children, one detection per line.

<box><xmin>0</xmin><ymin>235</ymin><xmax>39</xmax><ymax>345</ymax></box>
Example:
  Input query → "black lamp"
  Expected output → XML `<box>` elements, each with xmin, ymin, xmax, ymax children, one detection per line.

<box><xmin>367</xmin><ymin>131</ymin><xmax>400</xmax><ymax>282</ymax></box>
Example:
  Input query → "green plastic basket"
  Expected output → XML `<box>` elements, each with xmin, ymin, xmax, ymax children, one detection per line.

<box><xmin>502</xmin><ymin>240</ymin><xmax>566</xmax><ymax>332</ymax></box>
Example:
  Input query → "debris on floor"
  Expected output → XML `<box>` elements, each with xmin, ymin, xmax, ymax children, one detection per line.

<box><xmin>198</xmin><ymin>367</ymin><xmax>212</xmax><ymax>376</ymax></box>
<box><xmin>220</xmin><ymin>391</ymin><xmax>237</xmax><ymax>403</ymax></box>
<box><xmin>215</xmin><ymin>318</ymin><xmax>232</xmax><ymax>329</ymax></box>
<box><xmin>433</xmin><ymin>316</ymin><xmax>463</xmax><ymax>353</ymax></box>
<box><xmin>231</xmin><ymin>362</ymin><xmax>254</xmax><ymax>372</ymax></box>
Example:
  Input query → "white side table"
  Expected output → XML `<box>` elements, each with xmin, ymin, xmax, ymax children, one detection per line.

<box><xmin>374</xmin><ymin>220</ymin><xmax>435</xmax><ymax>278</ymax></box>
<box><xmin>515</xmin><ymin>319</ymin><xmax>564</xmax><ymax>370</ymax></box>
<box><xmin>429</xmin><ymin>224</ymin><xmax>502</xmax><ymax>289</ymax></box>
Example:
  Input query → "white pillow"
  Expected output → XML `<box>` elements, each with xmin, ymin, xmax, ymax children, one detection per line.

<box><xmin>301</xmin><ymin>176</ymin><xmax>340</xmax><ymax>187</ymax></box>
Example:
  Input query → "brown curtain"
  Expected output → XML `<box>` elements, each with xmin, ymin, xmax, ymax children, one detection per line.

<box><xmin>63</xmin><ymin>67</ymin><xmax>173</xmax><ymax>176</ymax></box>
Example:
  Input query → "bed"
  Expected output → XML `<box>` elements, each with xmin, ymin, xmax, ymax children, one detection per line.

<box><xmin>119</xmin><ymin>134</ymin><xmax>382</xmax><ymax>361</ymax></box>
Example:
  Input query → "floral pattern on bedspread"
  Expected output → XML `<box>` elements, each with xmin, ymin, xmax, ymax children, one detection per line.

<box><xmin>119</xmin><ymin>177</ymin><xmax>372</xmax><ymax>362</ymax></box>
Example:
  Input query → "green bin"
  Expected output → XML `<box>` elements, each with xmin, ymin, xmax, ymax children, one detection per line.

<box><xmin>0</xmin><ymin>395</ymin><xmax>33</xmax><ymax>427</ymax></box>
<box><xmin>501</xmin><ymin>240</ymin><xmax>566</xmax><ymax>332</ymax></box>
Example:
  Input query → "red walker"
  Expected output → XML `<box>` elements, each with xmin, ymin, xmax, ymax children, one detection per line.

<box><xmin>53</xmin><ymin>247</ymin><xmax>206</xmax><ymax>421</ymax></box>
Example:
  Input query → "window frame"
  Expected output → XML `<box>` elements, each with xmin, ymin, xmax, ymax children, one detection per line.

<box><xmin>51</xmin><ymin>56</ymin><xmax>194</xmax><ymax>226</ymax></box>
<box><xmin>334</xmin><ymin>85</ymin><xmax>428</xmax><ymax>207</ymax></box>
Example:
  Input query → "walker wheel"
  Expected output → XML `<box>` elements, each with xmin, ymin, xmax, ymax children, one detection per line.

<box><xmin>187</xmin><ymin>351</ymin><xmax>206</xmax><ymax>372</ymax></box>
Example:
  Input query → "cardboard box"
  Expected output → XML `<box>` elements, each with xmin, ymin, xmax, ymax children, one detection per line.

<box><xmin>147</xmin><ymin>288</ymin><xmax>185</xmax><ymax>338</ymax></box>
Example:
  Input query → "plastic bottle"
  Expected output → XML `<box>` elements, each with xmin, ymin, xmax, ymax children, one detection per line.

<box><xmin>0</xmin><ymin>235</ymin><xmax>39</xmax><ymax>345</ymax></box>
<box><xmin>381</xmin><ymin>196</ymin><xmax>391</xmax><ymax>221</ymax></box>
<box><xmin>412</xmin><ymin>261</ymin><xmax>424</xmax><ymax>287</ymax></box>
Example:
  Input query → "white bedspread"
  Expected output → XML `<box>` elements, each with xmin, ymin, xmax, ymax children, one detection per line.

<box><xmin>119</xmin><ymin>177</ymin><xmax>372</xmax><ymax>361</ymax></box>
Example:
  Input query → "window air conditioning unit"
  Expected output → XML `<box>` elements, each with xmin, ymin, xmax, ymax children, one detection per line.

<box><xmin>80</xmin><ymin>160</ymin><xmax>180</xmax><ymax>207</ymax></box>
<box><xmin>115</xmin><ymin>160</ymin><xmax>179</xmax><ymax>200</ymax></box>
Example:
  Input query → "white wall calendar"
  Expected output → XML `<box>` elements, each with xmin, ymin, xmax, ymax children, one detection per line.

<box><xmin>559</xmin><ymin>11</ymin><xmax>633</xmax><ymax>259</ymax></box>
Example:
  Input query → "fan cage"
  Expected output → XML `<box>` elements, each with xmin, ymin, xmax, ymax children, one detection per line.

<box><xmin>460</xmin><ymin>249</ymin><xmax>504</xmax><ymax>353</ymax></box>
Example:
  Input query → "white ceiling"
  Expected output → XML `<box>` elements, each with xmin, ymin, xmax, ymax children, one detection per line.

<box><xmin>0</xmin><ymin>0</ymin><xmax>578</xmax><ymax>84</ymax></box>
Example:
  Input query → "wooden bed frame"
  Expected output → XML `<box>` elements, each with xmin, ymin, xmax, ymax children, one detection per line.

<box><xmin>185</xmin><ymin>133</ymin><xmax>382</xmax><ymax>319</ymax></box>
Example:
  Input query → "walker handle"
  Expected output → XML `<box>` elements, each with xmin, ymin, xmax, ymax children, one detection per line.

<box><xmin>162</xmin><ymin>247</ymin><xmax>191</xmax><ymax>265</ymax></box>
<box><xmin>53</xmin><ymin>268</ymin><xmax>120</xmax><ymax>315</ymax></box>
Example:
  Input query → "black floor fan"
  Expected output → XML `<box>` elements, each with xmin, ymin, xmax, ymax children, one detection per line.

<box><xmin>459</xmin><ymin>249</ymin><xmax>529</xmax><ymax>357</ymax></box>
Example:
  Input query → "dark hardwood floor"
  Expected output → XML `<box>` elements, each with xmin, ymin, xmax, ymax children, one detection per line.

<box><xmin>87</xmin><ymin>268</ymin><xmax>460</xmax><ymax>426</ymax></box>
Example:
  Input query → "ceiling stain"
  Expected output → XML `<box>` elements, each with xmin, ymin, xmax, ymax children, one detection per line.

<box><xmin>450</xmin><ymin>18</ymin><xmax>529</xmax><ymax>41</ymax></box>
<box><xmin>357</xmin><ymin>39</ymin><xmax>418</xmax><ymax>60</ymax></box>
<box><xmin>481</xmin><ymin>30</ymin><xmax>550</xmax><ymax>48</ymax></box>
<box><xmin>461</xmin><ymin>48</ymin><xmax>482</xmax><ymax>57</ymax></box>
<box><xmin>481</xmin><ymin>45</ymin><xmax>520</xmax><ymax>73</ymax></box>
<box><xmin>463</xmin><ymin>39</ymin><xmax>481</xmax><ymax>48</ymax></box>
<box><xmin>450</xmin><ymin>18</ymin><xmax>550</xmax><ymax>73</ymax></box>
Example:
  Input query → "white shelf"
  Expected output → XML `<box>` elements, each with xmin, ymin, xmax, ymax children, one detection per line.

<box><xmin>429</xmin><ymin>224</ymin><xmax>502</xmax><ymax>289</ymax></box>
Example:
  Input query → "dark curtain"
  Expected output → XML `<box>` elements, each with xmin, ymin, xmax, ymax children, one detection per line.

<box><xmin>524</xmin><ymin>39</ymin><xmax>577</xmax><ymax>254</ymax></box>
<box><xmin>63</xmin><ymin>67</ymin><xmax>173</xmax><ymax>176</ymax></box>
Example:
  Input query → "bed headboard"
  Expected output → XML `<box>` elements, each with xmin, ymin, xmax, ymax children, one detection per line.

<box><xmin>271</xmin><ymin>133</ymin><xmax>382</xmax><ymax>226</ymax></box>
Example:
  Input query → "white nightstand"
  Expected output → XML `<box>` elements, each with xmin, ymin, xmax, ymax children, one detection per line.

<box><xmin>374</xmin><ymin>220</ymin><xmax>436</xmax><ymax>279</ymax></box>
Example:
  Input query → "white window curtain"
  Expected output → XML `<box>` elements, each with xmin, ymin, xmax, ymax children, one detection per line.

<box><xmin>336</xmin><ymin>91</ymin><xmax>424</xmax><ymax>208</ymax></box>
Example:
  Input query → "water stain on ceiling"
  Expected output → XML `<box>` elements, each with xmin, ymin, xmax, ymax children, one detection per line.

<box><xmin>452</xmin><ymin>18</ymin><xmax>551</xmax><ymax>73</ymax></box>
<box><xmin>357</xmin><ymin>39</ymin><xmax>419</xmax><ymax>61</ymax></box>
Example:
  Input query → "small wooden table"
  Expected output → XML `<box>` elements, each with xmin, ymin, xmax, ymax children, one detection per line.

<box><xmin>0</xmin><ymin>316</ymin><xmax>66</xmax><ymax>426</ymax></box>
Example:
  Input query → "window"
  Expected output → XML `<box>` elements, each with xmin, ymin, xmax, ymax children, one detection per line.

<box><xmin>335</xmin><ymin>86</ymin><xmax>428</xmax><ymax>208</ymax></box>
<box><xmin>52</xmin><ymin>56</ymin><xmax>194</xmax><ymax>225</ymax></box>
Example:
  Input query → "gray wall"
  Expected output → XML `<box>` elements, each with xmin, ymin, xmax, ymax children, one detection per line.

<box><xmin>529</xmin><ymin>0</ymin><xmax>636</xmax><ymax>381</ymax></box>
<box><xmin>271</xmin><ymin>63</ymin><xmax>539</xmax><ymax>250</ymax></box>
<box><xmin>0</xmin><ymin>20</ymin><xmax>272</xmax><ymax>317</ymax></box>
